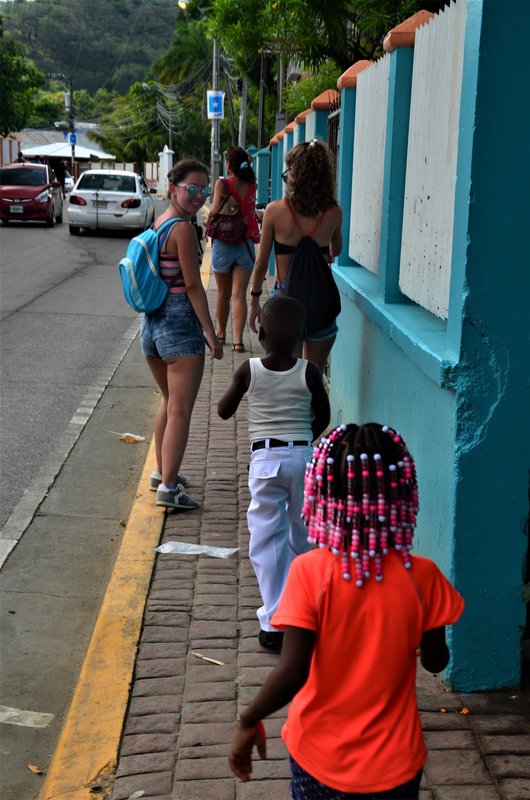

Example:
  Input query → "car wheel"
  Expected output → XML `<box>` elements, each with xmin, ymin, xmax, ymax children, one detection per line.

<box><xmin>69</xmin><ymin>225</ymin><xmax>81</xmax><ymax>236</ymax></box>
<box><xmin>1</xmin><ymin>219</ymin><xmax>9</xmax><ymax>225</ymax></box>
<box><xmin>45</xmin><ymin>208</ymin><xmax>55</xmax><ymax>227</ymax></box>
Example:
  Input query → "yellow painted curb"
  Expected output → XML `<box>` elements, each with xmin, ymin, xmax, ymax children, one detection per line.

<box><xmin>39</xmin><ymin>439</ymin><xmax>165</xmax><ymax>799</ymax></box>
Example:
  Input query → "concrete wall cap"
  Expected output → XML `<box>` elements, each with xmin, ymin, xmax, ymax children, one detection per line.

<box><xmin>311</xmin><ymin>89</ymin><xmax>339</xmax><ymax>111</ymax></box>
<box><xmin>276</xmin><ymin>130</ymin><xmax>286</xmax><ymax>140</ymax></box>
<box><xmin>269</xmin><ymin>135</ymin><xmax>279</xmax><ymax>146</ymax></box>
<box><xmin>285</xmin><ymin>121</ymin><xmax>296</xmax><ymax>133</ymax></box>
<box><xmin>383</xmin><ymin>10</ymin><xmax>435</xmax><ymax>52</ymax></box>
<box><xmin>337</xmin><ymin>60</ymin><xmax>372</xmax><ymax>90</ymax></box>
<box><xmin>295</xmin><ymin>108</ymin><xmax>311</xmax><ymax>124</ymax></box>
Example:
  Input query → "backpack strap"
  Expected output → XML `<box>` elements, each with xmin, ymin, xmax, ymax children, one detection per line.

<box><xmin>157</xmin><ymin>217</ymin><xmax>184</xmax><ymax>253</ymax></box>
<box><xmin>285</xmin><ymin>200</ymin><xmax>327</xmax><ymax>237</ymax></box>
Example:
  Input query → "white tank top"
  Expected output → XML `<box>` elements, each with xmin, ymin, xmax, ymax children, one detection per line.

<box><xmin>247</xmin><ymin>358</ymin><xmax>313</xmax><ymax>442</ymax></box>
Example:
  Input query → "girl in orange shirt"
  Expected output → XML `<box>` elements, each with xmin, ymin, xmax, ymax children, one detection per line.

<box><xmin>230</xmin><ymin>422</ymin><xmax>464</xmax><ymax>799</ymax></box>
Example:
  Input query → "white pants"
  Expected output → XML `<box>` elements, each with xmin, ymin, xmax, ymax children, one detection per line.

<box><xmin>247</xmin><ymin>443</ymin><xmax>313</xmax><ymax>631</ymax></box>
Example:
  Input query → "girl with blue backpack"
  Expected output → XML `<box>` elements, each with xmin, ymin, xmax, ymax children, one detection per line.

<box><xmin>140</xmin><ymin>159</ymin><xmax>223</xmax><ymax>510</ymax></box>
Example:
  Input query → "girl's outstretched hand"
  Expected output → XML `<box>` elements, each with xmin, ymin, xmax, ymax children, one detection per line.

<box><xmin>229</xmin><ymin>720</ymin><xmax>266</xmax><ymax>782</ymax></box>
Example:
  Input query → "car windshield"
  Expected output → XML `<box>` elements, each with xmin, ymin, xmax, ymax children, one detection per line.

<box><xmin>77</xmin><ymin>174</ymin><xmax>136</xmax><ymax>192</ymax></box>
<box><xmin>0</xmin><ymin>168</ymin><xmax>46</xmax><ymax>186</ymax></box>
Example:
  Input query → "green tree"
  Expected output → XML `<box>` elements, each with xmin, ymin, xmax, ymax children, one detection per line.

<box><xmin>208</xmin><ymin>0</ymin><xmax>447</xmax><ymax>72</ymax></box>
<box><xmin>0</xmin><ymin>27</ymin><xmax>44</xmax><ymax>136</ymax></box>
<box><xmin>283</xmin><ymin>61</ymin><xmax>341</xmax><ymax>120</ymax></box>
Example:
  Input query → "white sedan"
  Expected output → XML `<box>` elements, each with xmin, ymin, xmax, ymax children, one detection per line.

<box><xmin>67</xmin><ymin>169</ymin><xmax>156</xmax><ymax>235</ymax></box>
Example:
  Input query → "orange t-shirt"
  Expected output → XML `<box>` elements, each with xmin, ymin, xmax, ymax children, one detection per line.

<box><xmin>271</xmin><ymin>549</ymin><xmax>464</xmax><ymax>794</ymax></box>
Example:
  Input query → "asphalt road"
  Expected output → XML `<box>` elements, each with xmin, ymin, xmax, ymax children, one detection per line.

<box><xmin>0</xmin><ymin>213</ymin><xmax>164</xmax><ymax>798</ymax></box>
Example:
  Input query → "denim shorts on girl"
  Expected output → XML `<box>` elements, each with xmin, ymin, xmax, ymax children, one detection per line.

<box><xmin>140</xmin><ymin>293</ymin><xmax>205</xmax><ymax>361</ymax></box>
<box><xmin>211</xmin><ymin>238</ymin><xmax>255</xmax><ymax>273</ymax></box>
<box><xmin>289</xmin><ymin>757</ymin><xmax>422</xmax><ymax>800</ymax></box>
<box><xmin>270</xmin><ymin>280</ymin><xmax>338</xmax><ymax>341</ymax></box>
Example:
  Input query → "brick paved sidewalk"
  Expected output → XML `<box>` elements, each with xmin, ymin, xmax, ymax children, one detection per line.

<box><xmin>111</xmin><ymin>284</ymin><xmax>530</xmax><ymax>800</ymax></box>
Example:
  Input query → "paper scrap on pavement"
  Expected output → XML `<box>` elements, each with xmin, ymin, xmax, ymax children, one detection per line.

<box><xmin>0</xmin><ymin>705</ymin><xmax>54</xmax><ymax>728</ymax></box>
<box><xmin>155</xmin><ymin>541</ymin><xmax>239</xmax><ymax>559</ymax></box>
<box><xmin>27</xmin><ymin>762</ymin><xmax>45</xmax><ymax>775</ymax></box>
<box><xmin>109</xmin><ymin>431</ymin><xmax>146</xmax><ymax>443</ymax></box>
<box><xmin>191</xmin><ymin>651</ymin><xmax>225</xmax><ymax>666</ymax></box>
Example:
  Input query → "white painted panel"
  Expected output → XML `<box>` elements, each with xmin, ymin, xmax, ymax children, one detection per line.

<box><xmin>399</xmin><ymin>0</ymin><xmax>466</xmax><ymax>319</ymax></box>
<box><xmin>348</xmin><ymin>55</ymin><xmax>390</xmax><ymax>273</ymax></box>
<box><xmin>305</xmin><ymin>112</ymin><xmax>316</xmax><ymax>141</ymax></box>
<box><xmin>294</xmin><ymin>125</ymin><xmax>304</xmax><ymax>146</ymax></box>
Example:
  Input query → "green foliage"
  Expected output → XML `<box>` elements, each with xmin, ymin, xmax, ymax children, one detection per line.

<box><xmin>2</xmin><ymin>0</ymin><xmax>181</xmax><ymax>94</ymax></box>
<box><xmin>27</xmin><ymin>89</ymin><xmax>64</xmax><ymax>127</ymax></box>
<box><xmin>0</xmin><ymin>28</ymin><xmax>44</xmax><ymax>136</ymax></box>
<box><xmin>208</xmin><ymin>0</ymin><xmax>446</xmax><ymax>72</ymax></box>
<box><xmin>284</xmin><ymin>62</ymin><xmax>340</xmax><ymax>120</ymax></box>
<box><xmin>74</xmin><ymin>89</ymin><xmax>118</xmax><ymax>121</ymax></box>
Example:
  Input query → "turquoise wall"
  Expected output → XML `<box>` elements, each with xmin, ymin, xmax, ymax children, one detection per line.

<box><xmin>328</xmin><ymin>0</ymin><xmax>530</xmax><ymax>689</ymax></box>
<box><xmin>331</xmin><ymin>271</ymin><xmax>456</xmax><ymax>578</ymax></box>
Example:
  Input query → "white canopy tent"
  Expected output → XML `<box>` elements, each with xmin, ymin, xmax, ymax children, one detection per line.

<box><xmin>21</xmin><ymin>142</ymin><xmax>115</xmax><ymax>160</ymax></box>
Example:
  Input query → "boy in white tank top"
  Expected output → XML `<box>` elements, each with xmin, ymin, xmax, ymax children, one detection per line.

<box><xmin>218</xmin><ymin>296</ymin><xmax>330</xmax><ymax>650</ymax></box>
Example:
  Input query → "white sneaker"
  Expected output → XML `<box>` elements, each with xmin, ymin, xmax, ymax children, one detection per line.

<box><xmin>150</xmin><ymin>471</ymin><xmax>187</xmax><ymax>491</ymax></box>
<box><xmin>156</xmin><ymin>483</ymin><xmax>199</xmax><ymax>510</ymax></box>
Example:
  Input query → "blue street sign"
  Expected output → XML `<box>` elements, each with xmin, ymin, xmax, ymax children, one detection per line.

<box><xmin>207</xmin><ymin>91</ymin><xmax>225</xmax><ymax>120</ymax></box>
<box><xmin>68</xmin><ymin>132</ymin><xmax>77</xmax><ymax>145</ymax></box>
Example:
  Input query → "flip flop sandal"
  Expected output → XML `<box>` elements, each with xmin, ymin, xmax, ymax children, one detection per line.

<box><xmin>216</xmin><ymin>334</ymin><xmax>226</xmax><ymax>344</ymax></box>
<box><xmin>232</xmin><ymin>342</ymin><xmax>246</xmax><ymax>353</ymax></box>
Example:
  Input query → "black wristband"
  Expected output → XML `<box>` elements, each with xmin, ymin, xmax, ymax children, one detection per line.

<box><xmin>250</xmin><ymin>289</ymin><xmax>262</xmax><ymax>297</ymax></box>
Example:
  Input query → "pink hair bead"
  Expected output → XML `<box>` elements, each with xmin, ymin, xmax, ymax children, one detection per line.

<box><xmin>368</xmin><ymin>506</ymin><xmax>377</xmax><ymax>556</ymax></box>
<box><xmin>380</xmin><ymin>525</ymin><xmax>389</xmax><ymax>554</ymax></box>
<box><xmin>361</xmin><ymin>453</ymin><xmax>370</xmax><ymax>516</ymax></box>
<box><xmin>341</xmin><ymin>540</ymin><xmax>351</xmax><ymax>580</ymax></box>
<box><xmin>375</xmin><ymin>554</ymin><xmax>383</xmax><ymax>582</ymax></box>
<box><xmin>362</xmin><ymin>550</ymin><xmax>370</xmax><ymax>579</ymax></box>
<box><xmin>355</xmin><ymin>557</ymin><xmax>364</xmax><ymax>587</ymax></box>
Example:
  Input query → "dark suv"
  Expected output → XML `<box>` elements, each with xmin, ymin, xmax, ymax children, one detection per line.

<box><xmin>0</xmin><ymin>163</ymin><xmax>64</xmax><ymax>226</ymax></box>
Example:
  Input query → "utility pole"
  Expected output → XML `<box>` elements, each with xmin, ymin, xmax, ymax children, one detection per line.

<box><xmin>238</xmin><ymin>76</ymin><xmax>247</xmax><ymax>148</ymax></box>
<box><xmin>65</xmin><ymin>75</ymin><xmax>75</xmax><ymax>172</ymax></box>
<box><xmin>48</xmin><ymin>72</ymin><xmax>75</xmax><ymax>172</ymax></box>
<box><xmin>276</xmin><ymin>55</ymin><xmax>286</xmax><ymax>133</ymax></box>
<box><xmin>257</xmin><ymin>52</ymin><xmax>270</xmax><ymax>149</ymax></box>
<box><xmin>211</xmin><ymin>38</ymin><xmax>221</xmax><ymax>185</ymax></box>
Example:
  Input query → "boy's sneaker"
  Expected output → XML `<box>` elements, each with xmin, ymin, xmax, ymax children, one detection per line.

<box><xmin>156</xmin><ymin>483</ymin><xmax>199</xmax><ymax>510</ymax></box>
<box><xmin>150</xmin><ymin>471</ymin><xmax>187</xmax><ymax>491</ymax></box>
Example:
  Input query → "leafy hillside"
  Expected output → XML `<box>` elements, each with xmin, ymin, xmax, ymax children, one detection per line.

<box><xmin>1</xmin><ymin>0</ymin><xmax>181</xmax><ymax>94</ymax></box>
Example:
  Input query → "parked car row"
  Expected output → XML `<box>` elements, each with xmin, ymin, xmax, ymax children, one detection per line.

<box><xmin>0</xmin><ymin>166</ymin><xmax>157</xmax><ymax>233</ymax></box>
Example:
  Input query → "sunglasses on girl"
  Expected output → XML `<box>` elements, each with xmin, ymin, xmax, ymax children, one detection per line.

<box><xmin>177</xmin><ymin>183</ymin><xmax>212</xmax><ymax>198</ymax></box>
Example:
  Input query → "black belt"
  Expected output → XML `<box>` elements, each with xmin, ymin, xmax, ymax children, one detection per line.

<box><xmin>251</xmin><ymin>438</ymin><xmax>312</xmax><ymax>452</ymax></box>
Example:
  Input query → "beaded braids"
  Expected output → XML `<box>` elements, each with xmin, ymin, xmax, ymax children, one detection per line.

<box><xmin>302</xmin><ymin>423</ymin><xmax>419</xmax><ymax>586</ymax></box>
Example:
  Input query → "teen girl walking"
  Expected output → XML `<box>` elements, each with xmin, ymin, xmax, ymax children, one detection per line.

<box><xmin>141</xmin><ymin>159</ymin><xmax>223</xmax><ymax>510</ymax></box>
<box><xmin>248</xmin><ymin>140</ymin><xmax>342</xmax><ymax>372</ymax></box>
<box><xmin>208</xmin><ymin>146</ymin><xmax>260</xmax><ymax>353</ymax></box>
<box><xmin>230</xmin><ymin>423</ymin><xmax>464</xmax><ymax>799</ymax></box>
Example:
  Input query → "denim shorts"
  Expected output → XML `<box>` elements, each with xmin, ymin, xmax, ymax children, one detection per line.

<box><xmin>289</xmin><ymin>757</ymin><xmax>422</xmax><ymax>800</ymax></box>
<box><xmin>140</xmin><ymin>293</ymin><xmax>205</xmax><ymax>361</ymax></box>
<box><xmin>211</xmin><ymin>238</ymin><xmax>255</xmax><ymax>272</ymax></box>
<box><xmin>270</xmin><ymin>280</ymin><xmax>338</xmax><ymax>341</ymax></box>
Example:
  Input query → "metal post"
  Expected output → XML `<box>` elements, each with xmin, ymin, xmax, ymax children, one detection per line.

<box><xmin>238</xmin><ymin>76</ymin><xmax>247</xmax><ymax>148</ymax></box>
<box><xmin>211</xmin><ymin>38</ymin><xmax>221</xmax><ymax>185</ymax></box>
<box><xmin>275</xmin><ymin>55</ymin><xmax>286</xmax><ymax>132</ymax></box>
<box><xmin>68</xmin><ymin>75</ymin><xmax>75</xmax><ymax>173</ymax></box>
